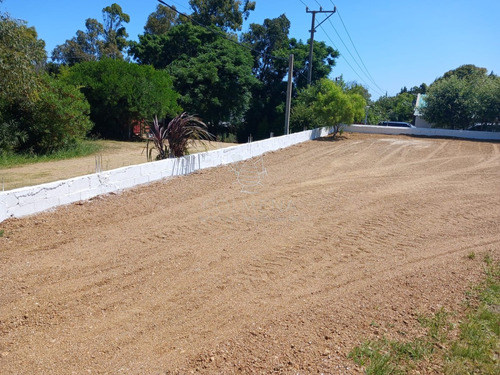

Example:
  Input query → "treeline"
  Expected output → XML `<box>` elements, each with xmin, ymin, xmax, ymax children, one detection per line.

<box><xmin>2</xmin><ymin>1</ymin><xmax>498</xmax><ymax>157</ymax></box>
<box><xmin>367</xmin><ymin>64</ymin><xmax>499</xmax><ymax>129</ymax></box>
<box><xmin>0</xmin><ymin>1</ymin><xmax>367</xmax><ymax>156</ymax></box>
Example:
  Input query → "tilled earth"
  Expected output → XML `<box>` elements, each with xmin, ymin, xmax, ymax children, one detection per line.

<box><xmin>0</xmin><ymin>133</ymin><xmax>499</xmax><ymax>374</ymax></box>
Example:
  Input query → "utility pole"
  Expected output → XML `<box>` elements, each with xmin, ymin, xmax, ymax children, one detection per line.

<box><xmin>284</xmin><ymin>54</ymin><xmax>294</xmax><ymax>135</ymax></box>
<box><xmin>306</xmin><ymin>6</ymin><xmax>336</xmax><ymax>85</ymax></box>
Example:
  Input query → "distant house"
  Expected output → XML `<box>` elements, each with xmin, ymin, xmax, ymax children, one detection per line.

<box><xmin>413</xmin><ymin>93</ymin><xmax>433</xmax><ymax>128</ymax></box>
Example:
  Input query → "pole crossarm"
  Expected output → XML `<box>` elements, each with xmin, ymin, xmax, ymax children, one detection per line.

<box><xmin>306</xmin><ymin>7</ymin><xmax>337</xmax><ymax>32</ymax></box>
<box><xmin>306</xmin><ymin>6</ymin><xmax>337</xmax><ymax>85</ymax></box>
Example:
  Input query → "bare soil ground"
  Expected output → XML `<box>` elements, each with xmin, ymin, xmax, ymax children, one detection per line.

<box><xmin>0</xmin><ymin>140</ymin><xmax>236</xmax><ymax>191</ymax></box>
<box><xmin>0</xmin><ymin>133</ymin><xmax>499</xmax><ymax>374</ymax></box>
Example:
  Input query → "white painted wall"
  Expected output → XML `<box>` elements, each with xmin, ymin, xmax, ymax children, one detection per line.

<box><xmin>0</xmin><ymin>126</ymin><xmax>333</xmax><ymax>223</ymax></box>
<box><xmin>347</xmin><ymin>125</ymin><xmax>500</xmax><ymax>141</ymax></box>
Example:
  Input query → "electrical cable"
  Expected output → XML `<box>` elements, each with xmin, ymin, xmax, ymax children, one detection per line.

<box><xmin>329</xmin><ymin>1</ymin><xmax>386</xmax><ymax>94</ymax></box>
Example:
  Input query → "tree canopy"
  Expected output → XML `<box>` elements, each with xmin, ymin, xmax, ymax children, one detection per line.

<box><xmin>291</xmin><ymin>78</ymin><xmax>366</xmax><ymax>136</ymax></box>
<box><xmin>189</xmin><ymin>0</ymin><xmax>256</xmax><ymax>31</ymax></box>
<box><xmin>0</xmin><ymin>14</ymin><xmax>46</xmax><ymax>101</ymax></box>
<box><xmin>166</xmin><ymin>30</ymin><xmax>257</xmax><ymax>133</ymax></box>
<box><xmin>52</xmin><ymin>3</ymin><xmax>130</xmax><ymax>65</ymax></box>
<box><xmin>423</xmin><ymin>66</ymin><xmax>500</xmax><ymax>129</ymax></box>
<box><xmin>63</xmin><ymin>59</ymin><xmax>180</xmax><ymax>139</ymax></box>
<box><xmin>144</xmin><ymin>4</ymin><xmax>179</xmax><ymax>35</ymax></box>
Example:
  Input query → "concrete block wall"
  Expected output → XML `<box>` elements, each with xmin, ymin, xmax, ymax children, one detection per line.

<box><xmin>0</xmin><ymin>126</ymin><xmax>333</xmax><ymax>223</ymax></box>
<box><xmin>346</xmin><ymin>124</ymin><xmax>500</xmax><ymax>141</ymax></box>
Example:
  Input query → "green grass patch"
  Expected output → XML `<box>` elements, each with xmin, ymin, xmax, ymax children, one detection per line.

<box><xmin>0</xmin><ymin>230</ymin><xmax>4</xmax><ymax>237</ymax></box>
<box><xmin>349</xmin><ymin>255</ymin><xmax>500</xmax><ymax>374</ymax></box>
<box><xmin>0</xmin><ymin>140</ymin><xmax>103</xmax><ymax>168</ymax></box>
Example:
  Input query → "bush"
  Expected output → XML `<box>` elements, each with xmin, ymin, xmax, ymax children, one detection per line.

<box><xmin>64</xmin><ymin>59</ymin><xmax>180</xmax><ymax>140</ymax></box>
<box><xmin>0</xmin><ymin>119</ymin><xmax>27</xmax><ymax>154</ymax></box>
<box><xmin>25</xmin><ymin>76</ymin><xmax>93</xmax><ymax>153</ymax></box>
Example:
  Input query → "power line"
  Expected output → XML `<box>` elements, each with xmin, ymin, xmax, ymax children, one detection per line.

<box><xmin>328</xmin><ymin>1</ymin><xmax>386</xmax><ymax>94</ymax></box>
<box><xmin>318</xmin><ymin>23</ymin><xmax>384</xmax><ymax>97</ymax></box>
<box><xmin>157</xmin><ymin>1</ymin><xmax>313</xmax><ymax>84</ymax></box>
<box><xmin>157</xmin><ymin>0</ymin><xmax>290</xmax><ymax>64</ymax></box>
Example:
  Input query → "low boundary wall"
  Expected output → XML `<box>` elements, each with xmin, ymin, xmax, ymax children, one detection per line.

<box><xmin>346</xmin><ymin>124</ymin><xmax>500</xmax><ymax>141</ymax></box>
<box><xmin>0</xmin><ymin>126</ymin><xmax>333</xmax><ymax>223</ymax></box>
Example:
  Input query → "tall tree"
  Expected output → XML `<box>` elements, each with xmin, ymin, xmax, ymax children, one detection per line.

<box><xmin>52</xmin><ymin>18</ymin><xmax>104</xmax><ymax>65</ymax></box>
<box><xmin>166</xmin><ymin>32</ymin><xmax>256</xmax><ymax>134</ymax></box>
<box><xmin>242</xmin><ymin>14</ymin><xmax>290</xmax><ymax>84</ymax></box>
<box><xmin>52</xmin><ymin>3</ymin><xmax>130</xmax><ymax>65</ymax></box>
<box><xmin>0</xmin><ymin>14</ymin><xmax>46</xmax><ymax>101</ymax></box>
<box><xmin>144</xmin><ymin>4</ymin><xmax>179</xmax><ymax>35</ymax></box>
<box><xmin>129</xmin><ymin>22</ymin><xmax>215</xmax><ymax>69</ymax></box>
<box><xmin>291</xmin><ymin>78</ymin><xmax>366</xmax><ymax>136</ymax></box>
<box><xmin>101</xmin><ymin>3</ymin><xmax>130</xmax><ymax>59</ymax></box>
<box><xmin>241</xmin><ymin>15</ymin><xmax>291</xmax><ymax>139</ymax></box>
<box><xmin>189</xmin><ymin>0</ymin><xmax>255</xmax><ymax>31</ymax></box>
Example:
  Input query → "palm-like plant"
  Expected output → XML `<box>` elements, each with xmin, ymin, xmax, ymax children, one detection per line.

<box><xmin>146</xmin><ymin>113</ymin><xmax>214</xmax><ymax>161</ymax></box>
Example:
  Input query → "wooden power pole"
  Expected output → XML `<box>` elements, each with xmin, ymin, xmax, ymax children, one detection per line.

<box><xmin>306</xmin><ymin>6</ymin><xmax>336</xmax><ymax>85</ymax></box>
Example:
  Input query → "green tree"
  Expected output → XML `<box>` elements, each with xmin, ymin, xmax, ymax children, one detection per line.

<box><xmin>25</xmin><ymin>76</ymin><xmax>93</xmax><ymax>153</ymax></box>
<box><xmin>167</xmin><ymin>34</ymin><xmax>256</xmax><ymax>134</ymax></box>
<box><xmin>442</xmin><ymin>64</ymin><xmax>488</xmax><ymax>81</ymax></box>
<box><xmin>291</xmin><ymin>79</ymin><xmax>366</xmax><ymax>136</ymax></box>
<box><xmin>52</xmin><ymin>18</ymin><xmax>104</xmax><ymax>65</ymax></box>
<box><xmin>52</xmin><ymin>3</ymin><xmax>130</xmax><ymax>65</ymax></box>
<box><xmin>0</xmin><ymin>14</ymin><xmax>46</xmax><ymax>101</ymax></box>
<box><xmin>129</xmin><ymin>22</ymin><xmax>214</xmax><ymax>69</ymax></box>
<box><xmin>242</xmin><ymin>14</ymin><xmax>290</xmax><ymax>84</ymax></box>
<box><xmin>64</xmin><ymin>59</ymin><xmax>180</xmax><ymax>139</ymax></box>
<box><xmin>144</xmin><ymin>4</ymin><xmax>179</xmax><ymax>35</ymax></box>
<box><xmin>189</xmin><ymin>0</ymin><xmax>255</xmax><ymax>31</ymax></box>
<box><xmin>423</xmin><ymin>75</ymin><xmax>479</xmax><ymax>129</ymax></box>
<box><xmin>423</xmin><ymin>65</ymin><xmax>499</xmax><ymax>129</ymax></box>
<box><xmin>240</xmin><ymin>14</ymin><xmax>291</xmax><ymax>139</ymax></box>
<box><xmin>368</xmin><ymin>91</ymin><xmax>416</xmax><ymax>124</ymax></box>
<box><xmin>289</xmin><ymin>38</ymin><xmax>339</xmax><ymax>90</ymax></box>
<box><xmin>101</xmin><ymin>3</ymin><xmax>130</xmax><ymax>59</ymax></box>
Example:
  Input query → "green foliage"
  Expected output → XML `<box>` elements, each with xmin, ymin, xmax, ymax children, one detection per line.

<box><xmin>52</xmin><ymin>3</ymin><xmax>130</xmax><ymax>65</ymax></box>
<box><xmin>349</xmin><ymin>257</ymin><xmax>500</xmax><ymax>375</ymax></box>
<box><xmin>189</xmin><ymin>0</ymin><xmax>256</xmax><ymax>32</ymax></box>
<box><xmin>65</xmin><ymin>59</ymin><xmax>180</xmax><ymax>139</ymax></box>
<box><xmin>129</xmin><ymin>23</ymin><xmax>215</xmax><ymax>69</ymax></box>
<box><xmin>144</xmin><ymin>4</ymin><xmax>179</xmax><ymax>35</ymax></box>
<box><xmin>350</xmin><ymin>338</ymin><xmax>432</xmax><ymax>374</ymax></box>
<box><xmin>0</xmin><ymin>14</ymin><xmax>46</xmax><ymax>101</ymax></box>
<box><xmin>289</xmin><ymin>38</ymin><xmax>339</xmax><ymax>90</ymax></box>
<box><xmin>167</xmin><ymin>33</ymin><xmax>257</xmax><ymax>134</ymax></box>
<box><xmin>242</xmin><ymin>14</ymin><xmax>291</xmax><ymax>84</ymax></box>
<box><xmin>147</xmin><ymin>113</ymin><xmax>214</xmax><ymax>160</ymax></box>
<box><xmin>0</xmin><ymin>140</ymin><xmax>102</xmax><ymax>168</ymax></box>
<box><xmin>423</xmin><ymin>65</ymin><xmax>499</xmax><ymax>129</ymax></box>
<box><xmin>291</xmin><ymin>79</ymin><xmax>367</xmax><ymax>136</ymax></box>
<box><xmin>0</xmin><ymin>119</ymin><xmax>27</xmax><ymax>154</ymax></box>
<box><xmin>368</xmin><ymin>92</ymin><xmax>417</xmax><ymax>125</ymax></box>
<box><xmin>1</xmin><ymin>14</ymin><xmax>94</xmax><ymax>155</ymax></box>
<box><xmin>25</xmin><ymin>76</ymin><xmax>93</xmax><ymax>153</ymax></box>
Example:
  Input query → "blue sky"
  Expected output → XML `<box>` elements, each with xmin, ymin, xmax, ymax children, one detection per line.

<box><xmin>2</xmin><ymin>0</ymin><xmax>499</xmax><ymax>100</ymax></box>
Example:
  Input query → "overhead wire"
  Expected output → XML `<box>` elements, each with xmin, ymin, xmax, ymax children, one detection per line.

<box><xmin>156</xmin><ymin>0</ymin><xmax>312</xmax><ymax>83</ymax></box>
<box><xmin>329</xmin><ymin>1</ymin><xmax>385</xmax><ymax>93</ymax></box>
<box><xmin>317</xmin><ymin>23</ymin><xmax>383</xmax><ymax>96</ymax></box>
<box><xmin>301</xmin><ymin>0</ymin><xmax>386</xmax><ymax>95</ymax></box>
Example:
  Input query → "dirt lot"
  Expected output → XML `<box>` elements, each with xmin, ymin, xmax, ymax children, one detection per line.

<box><xmin>0</xmin><ymin>133</ymin><xmax>499</xmax><ymax>374</ymax></box>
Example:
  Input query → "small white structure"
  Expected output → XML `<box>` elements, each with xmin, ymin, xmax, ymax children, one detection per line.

<box><xmin>414</xmin><ymin>93</ymin><xmax>433</xmax><ymax>128</ymax></box>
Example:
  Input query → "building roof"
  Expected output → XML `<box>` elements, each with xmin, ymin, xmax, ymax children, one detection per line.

<box><xmin>414</xmin><ymin>93</ymin><xmax>427</xmax><ymax>117</ymax></box>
